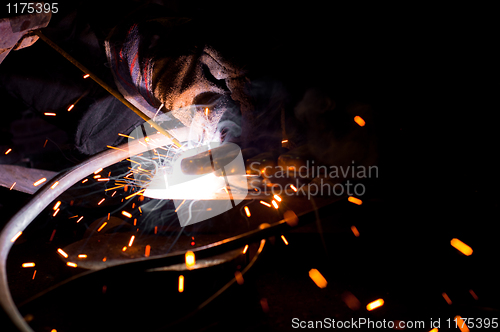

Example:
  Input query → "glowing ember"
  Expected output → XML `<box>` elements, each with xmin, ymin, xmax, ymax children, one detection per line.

<box><xmin>309</xmin><ymin>269</ymin><xmax>327</xmax><ymax>288</ymax></box>
<box><xmin>442</xmin><ymin>292</ymin><xmax>452</xmax><ymax>305</ymax></box>
<box><xmin>33</xmin><ymin>178</ymin><xmax>47</xmax><ymax>186</ymax></box>
<box><xmin>76</xmin><ymin>216</ymin><xmax>84</xmax><ymax>223</ymax></box>
<box><xmin>244</xmin><ymin>206</ymin><xmax>251</xmax><ymax>217</ymax></box>
<box><xmin>10</xmin><ymin>231</ymin><xmax>22</xmax><ymax>242</ymax></box>
<box><xmin>235</xmin><ymin>271</ymin><xmax>244</xmax><ymax>285</ymax></box>
<box><xmin>455</xmin><ymin>316</ymin><xmax>470</xmax><ymax>332</ymax></box>
<box><xmin>4</xmin><ymin>148</ymin><xmax>12</xmax><ymax>155</ymax></box>
<box><xmin>281</xmin><ymin>139</ymin><xmax>288</xmax><ymax>143</ymax></box>
<box><xmin>67</xmin><ymin>104</ymin><xmax>75</xmax><ymax>111</ymax></box>
<box><xmin>97</xmin><ymin>198</ymin><xmax>105</xmax><ymax>205</ymax></box>
<box><xmin>122</xmin><ymin>211</ymin><xmax>132</xmax><ymax>218</ymax></box>
<box><xmin>83</xmin><ymin>74</ymin><xmax>90</xmax><ymax>78</ymax></box>
<box><xmin>67</xmin><ymin>262</ymin><xmax>77</xmax><ymax>268</ymax></box>
<box><xmin>128</xmin><ymin>235</ymin><xmax>135</xmax><ymax>247</ymax></box>
<box><xmin>351</xmin><ymin>225</ymin><xmax>360</xmax><ymax>237</ymax></box>
<box><xmin>354</xmin><ymin>115</ymin><xmax>366</xmax><ymax>127</ymax></box>
<box><xmin>32</xmin><ymin>270</ymin><xmax>37</xmax><ymax>280</ymax></box>
<box><xmin>178</xmin><ymin>275</ymin><xmax>184</xmax><ymax>292</ymax></box>
<box><xmin>242</xmin><ymin>245</ymin><xmax>249</xmax><ymax>254</ymax></box>
<box><xmin>281</xmin><ymin>235</ymin><xmax>289</xmax><ymax>245</ymax></box>
<box><xmin>348</xmin><ymin>196</ymin><xmax>362</xmax><ymax>205</ymax></box>
<box><xmin>97</xmin><ymin>178</ymin><xmax>110</xmax><ymax>182</ymax></box>
<box><xmin>122</xmin><ymin>246</ymin><xmax>127</xmax><ymax>251</ymax></box>
<box><xmin>260</xmin><ymin>201</ymin><xmax>271</xmax><ymax>207</ymax></box>
<box><xmin>50</xmin><ymin>181</ymin><xmax>59</xmax><ymax>189</ymax></box>
<box><xmin>97</xmin><ymin>222</ymin><xmax>107</xmax><ymax>232</ymax></box>
<box><xmin>450</xmin><ymin>238</ymin><xmax>473</xmax><ymax>256</ymax></box>
<box><xmin>274</xmin><ymin>194</ymin><xmax>282</xmax><ymax>202</ymax></box>
<box><xmin>469</xmin><ymin>289</ymin><xmax>478</xmax><ymax>300</ymax></box>
<box><xmin>22</xmin><ymin>262</ymin><xmax>35</xmax><ymax>268</ymax></box>
<box><xmin>9</xmin><ymin>182</ymin><xmax>16</xmax><ymax>190</ymax></box>
<box><xmin>44</xmin><ymin>112</ymin><xmax>56</xmax><ymax>116</ymax></box>
<box><xmin>82</xmin><ymin>179</ymin><xmax>88</xmax><ymax>183</ymax></box>
<box><xmin>290</xmin><ymin>184</ymin><xmax>298</xmax><ymax>192</ymax></box>
<box><xmin>57</xmin><ymin>248</ymin><xmax>68</xmax><ymax>258</ymax></box>
<box><xmin>94</xmin><ymin>174</ymin><xmax>101</xmax><ymax>179</ymax></box>
<box><xmin>366</xmin><ymin>299</ymin><xmax>384</xmax><ymax>311</ymax></box>
<box><xmin>94</xmin><ymin>168</ymin><xmax>103</xmax><ymax>174</ymax></box>
<box><xmin>271</xmin><ymin>200</ymin><xmax>279</xmax><ymax>209</ymax></box>
<box><xmin>185</xmin><ymin>251</ymin><xmax>195</xmax><ymax>269</ymax></box>
<box><xmin>145</xmin><ymin>245</ymin><xmax>151</xmax><ymax>257</ymax></box>
<box><xmin>52</xmin><ymin>208</ymin><xmax>60</xmax><ymax>217</ymax></box>
<box><xmin>78</xmin><ymin>254</ymin><xmax>87</xmax><ymax>259</ymax></box>
<box><xmin>53</xmin><ymin>201</ymin><xmax>61</xmax><ymax>210</ymax></box>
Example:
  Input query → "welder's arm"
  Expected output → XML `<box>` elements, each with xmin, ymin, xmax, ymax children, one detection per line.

<box><xmin>0</xmin><ymin>10</ymin><xmax>51</xmax><ymax>64</ymax></box>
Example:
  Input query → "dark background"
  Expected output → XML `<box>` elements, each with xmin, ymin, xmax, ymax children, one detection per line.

<box><xmin>1</xmin><ymin>1</ymin><xmax>498</xmax><ymax>331</ymax></box>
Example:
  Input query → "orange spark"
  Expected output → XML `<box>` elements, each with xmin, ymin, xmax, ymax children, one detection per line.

<box><xmin>273</xmin><ymin>194</ymin><xmax>282</xmax><ymax>202</ymax></box>
<box><xmin>290</xmin><ymin>184</ymin><xmax>298</xmax><ymax>192</ymax></box>
<box><xmin>9</xmin><ymin>182</ymin><xmax>16</xmax><ymax>190</ymax></box>
<box><xmin>22</xmin><ymin>262</ymin><xmax>35</xmax><ymax>268</ymax></box>
<box><xmin>122</xmin><ymin>246</ymin><xmax>127</xmax><ymax>251</ymax></box>
<box><xmin>281</xmin><ymin>235</ymin><xmax>289</xmax><ymax>245</ymax></box>
<box><xmin>366</xmin><ymin>299</ymin><xmax>384</xmax><ymax>311</ymax></box>
<box><xmin>354</xmin><ymin>115</ymin><xmax>366</xmax><ymax>127</ymax></box>
<box><xmin>33</xmin><ymin>178</ymin><xmax>47</xmax><ymax>186</ymax></box>
<box><xmin>244</xmin><ymin>206</ymin><xmax>251</xmax><ymax>217</ymax></box>
<box><xmin>125</xmin><ymin>189</ymin><xmax>145</xmax><ymax>200</ymax></box>
<box><xmin>442</xmin><ymin>292</ymin><xmax>452</xmax><ymax>305</ymax></box>
<box><xmin>83</xmin><ymin>74</ymin><xmax>90</xmax><ymax>78</ymax></box>
<box><xmin>53</xmin><ymin>201</ymin><xmax>61</xmax><ymax>210</ymax></box>
<box><xmin>235</xmin><ymin>271</ymin><xmax>244</xmax><ymax>285</ymax></box>
<box><xmin>260</xmin><ymin>201</ymin><xmax>271</xmax><ymax>207</ymax></box>
<box><xmin>205</xmin><ymin>108</ymin><xmax>209</xmax><ymax>116</ymax></box>
<box><xmin>185</xmin><ymin>251</ymin><xmax>195</xmax><ymax>269</ymax></box>
<box><xmin>53</xmin><ymin>208</ymin><xmax>60</xmax><ymax>217</ymax></box>
<box><xmin>145</xmin><ymin>245</ymin><xmax>151</xmax><ymax>257</ymax></box>
<box><xmin>178</xmin><ymin>275</ymin><xmax>184</xmax><ymax>292</ymax></box>
<box><xmin>82</xmin><ymin>179</ymin><xmax>88</xmax><ymax>183</ymax></box>
<box><xmin>67</xmin><ymin>104</ymin><xmax>75</xmax><ymax>111</ymax></box>
<box><xmin>242</xmin><ymin>244</ymin><xmax>249</xmax><ymax>254</ymax></box>
<box><xmin>281</xmin><ymin>139</ymin><xmax>288</xmax><ymax>143</ymax></box>
<box><xmin>429</xmin><ymin>329</ymin><xmax>438</xmax><ymax>332</ymax></box>
<box><xmin>97</xmin><ymin>178</ymin><xmax>110</xmax><ymax>182</ymax></box>
<box><xmin>10</xmin><ymin>231</ymin><xmax>22</xmax><ymax>242</ymax></box>
<box><xmin>271</xmin><ymin>200</ymin><xmax>279</xmax><ymax>209</ymax></box>
<box><xmin>50</xmin><ymin>181</ymin><xmax>59</xmax><ymax>189</ymax></box>
<box><xmin>351</xmin><ymin>225</ymin><xmax>360</xmax><ymax>237</ymax></box>
<box><xmin>107</xmin><ymin>145</ymin><xmax>128</xmax><ymax>152</ymax></box>
<box><xmin>4</xmin><ymin>148</ymin><xmax>12</xmax><ymax>155</ymax></box>
<box><xmin>118</xmin><ymin>133</ymin><xmax>135</xmax><ymax>139</ymax></box>
<box><xmin>455</xmin><ymin>316</ymin><xmax>470</xmax><ymax>332</ymax></box>
<box><xmin>93</xmin><ymin>174</ymin><xmax>101</xmax><ymax>179</ymax></box>
<box><xmin>44</xmin><ymin>112</ymin><xmax>56</xmax><ymax>116</ymax></box>
<box><xmin>97</xmin><ymin>198</ymin><xmax>105</xmax><ymax>205</ymax></box>
<box><xmin>67</xmin><ymin>262</ymin><xmax>77</xmax><ymax>268</ymax></box>
<box><xmin>57</xmin><ymin>248</ymin><xmax>68</xmax><ymax>258</ymax></box>
<box><xmin>341</xmin><ymin>291</ymin><xmax>361</xmax><ymax>310</ymax></box>
<box><xmin>97</xmin><ymin>222</ymin><xmax>107</xmax><ymax>232</ymax></box>
<box><xmin>122</xmin><ymin>211</ymin><xmax>132</xmax><ymax>218</ymax></box>
<box><xmin>128</xmin><ymin>235</ymin><xmax>135</xmax><ymax>247</ymax></box>
<box><xmin>78</xmin><ymin>254</ymin><xmax>87</xmax><ymax>259</ymax></box>
<box><xmin>348</xmin><ymin>196</ymin><xmax>363</xmax><ymax>205</ymax></box>
<box><xmin>309</xmin><ymin>269</ymin><xmax>327</xmax><ymax>289</ymax></box>
<box><xmin>450</xmin><ymin>238</ymin><xmax>473</xmax><ymax>256</ymax></box>
<box><xmin>32</xmin><ymin>270</ymin><xmax>37</xmax><ymax>280</ymax></box>
<box><xmin>76</xmin><ymin>216</ymin><xmax>83</xmax><ymax>223</ymax></box>
<box><xmin>469</xmin><ymin>289</ymin><xmax>478</xmax><ymax>300</ymax></box>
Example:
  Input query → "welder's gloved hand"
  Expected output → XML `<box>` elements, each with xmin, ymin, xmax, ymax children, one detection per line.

<box><xmin>0</xmin><ymin>10</ymin><xmax>51</xmax><ymax>64</ymax></box>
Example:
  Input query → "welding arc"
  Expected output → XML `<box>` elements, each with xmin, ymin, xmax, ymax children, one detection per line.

<box><xmin>32</xmin><ymin>30</ymin><xmax>183</xmax><ymax>149</ymax></box>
